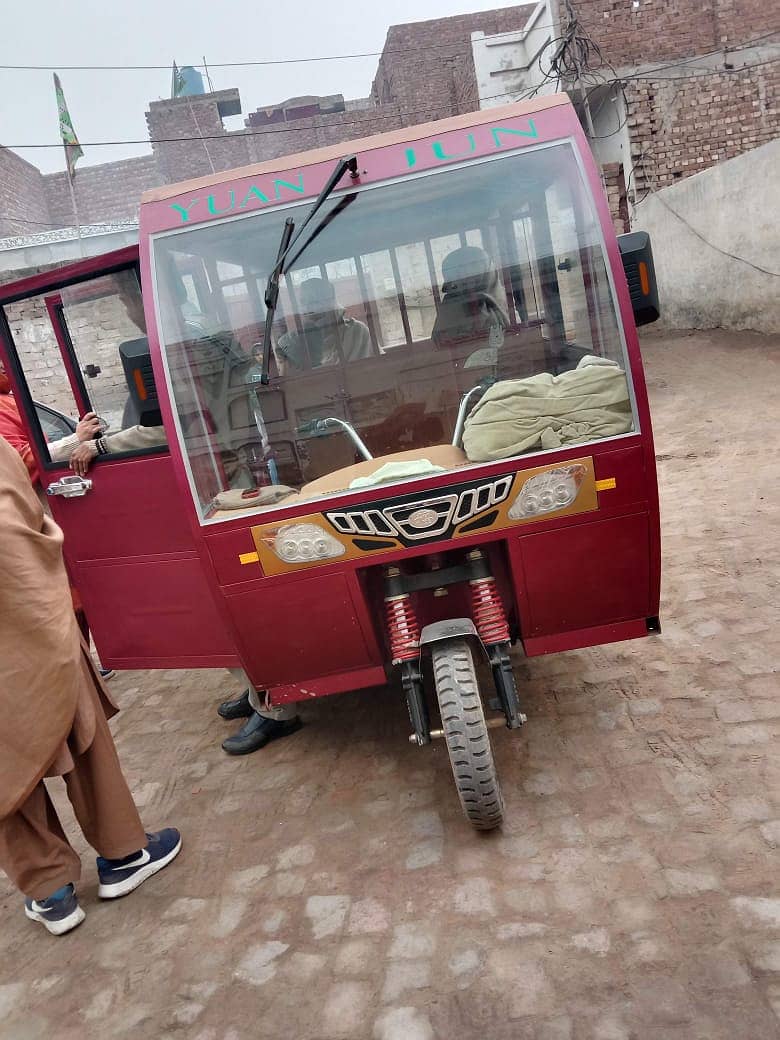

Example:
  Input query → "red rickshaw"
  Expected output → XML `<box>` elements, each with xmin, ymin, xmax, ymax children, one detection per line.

<box><xmin>0</xmin><ymin>95</ymin><xmax>660</xmax><ymax>829</ymax></box>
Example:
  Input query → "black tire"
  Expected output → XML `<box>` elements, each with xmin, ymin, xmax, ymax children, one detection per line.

<box><xmin>431</xmin><ymin>638</ymin><xmax>504</xmax><ymax>831</ymax></box>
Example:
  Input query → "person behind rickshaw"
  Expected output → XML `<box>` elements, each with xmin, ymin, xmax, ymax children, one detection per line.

<box><xmin>273</xmin><ymin>277</ymin><xmax>372</xmax><ymax>375</ymax></box>
<box><xmin>431</xmin><ymin>245</ymin><xmax>509</xmax><ymax>361</ymax></box>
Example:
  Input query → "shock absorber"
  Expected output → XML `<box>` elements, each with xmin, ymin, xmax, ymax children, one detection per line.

<box><xmin>384</xmin><ymin>566</ymin><xmax>429</xmax><ymax>744</ymax></box>
<box><xmin>384</xmin><ymin>590</ymin><xmax>421</xmax><ymax>663</ymax></box>
<box><xmin>466</xmin><ymin>549</ymin><xmax>525</xmax><ymax>728</ymax></box>
<box><xmin>468</xmin><ymin>551</ymin><xmax>511</xmax><ymax>645</ymax></box>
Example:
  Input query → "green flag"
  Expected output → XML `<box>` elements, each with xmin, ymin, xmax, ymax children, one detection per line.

<box><xmin>53</xmin><ymin>73</ymin><xmax>83</xmax><ymax>180</ymax></box>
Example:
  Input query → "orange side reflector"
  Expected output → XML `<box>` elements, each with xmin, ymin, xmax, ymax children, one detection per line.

<box><xmin>638</xmin><ymin>261</ymin><xmax>650</xmax><ymax>296</ymax></box>
<box><xmin>595</xmin><ymin>477</ymin><xmax>616</xmax><ymax>491</ymax></box>
<box><xmin>239</xmin><ymin>551</ymin><xmax>260</xmax><ymax>565</ymax></box>
<box><xmin>133</xmin><ymin>367</ymin><xmax>148</xmax><ymax>401</ymax></box>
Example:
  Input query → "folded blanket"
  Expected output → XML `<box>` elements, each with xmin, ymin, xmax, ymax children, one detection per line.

<box><xmin>463</xmin><ymin>355</ymin><xmax>633</xmax><ymax>462</ymax></box>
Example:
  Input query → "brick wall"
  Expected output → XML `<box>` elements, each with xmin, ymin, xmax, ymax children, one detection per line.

<box><xmin>147</xmin><ymin>91</ymin><xmax>251</xmax><ymax>183</ymax></box>
<box><xmin>4</xmin><ymin>294</ymin><xmax>75</xmax><ymax>418</ymax></box>
<box><xmin>715</xmin><ymin>0</ymin><xmax>780</xmax><ymax>47</ymax></box>
<box><xmin>1</xmin><ymin>3</ymin><xmax>776</xmax><ymax>242</ymax></box>
<box><xmin>0</xmin><ymin>148</ymin><xmax>51</xmax><ymax>237</ymax></box>
<box><xmin>568</xmin><ymin>0</ymin><xmax>775</xmax><ymax>66</ymax></box>
<box><xmin>4</xmin><ymin>273</ymin><xmax>143</xmax><ymax>427</ymax></box>
<box><xmin>372</xmin><ymin>6</ymin><xmax>535</xmax><ymax>120</ymax></box>
<box><xmin>603</xmin><ymin>162</ymin><xmax>629</xmax><ymax>234</ymax></box>
<box><xmin>43</xmin><ymin>155</ymin><xmax>162</xmax><ymax>227</ymax></box>
<box><xmin>626</xmin><ymin>61</ymin><xmax>779</xmax><ymax>199</ymax></box>
<box><xmin>242</xmin><ymin>104</ymin><xmax>405</xmax><ymax>164</ymax></box>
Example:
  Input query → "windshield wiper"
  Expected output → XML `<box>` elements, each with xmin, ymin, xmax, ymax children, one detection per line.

<box><xmin>259</xmin><ymin>217</ymin><xmax>294</xmax><ymax>386</ymax></box>
<box><xmin>259</xmin><ymin>154</ymin><xmax>359</xmax><ymax>384</ymax></box>
<box><xmin>283</xmin><ymin>191</ymin><xmax>358</xmax><ymax>272</ymax></box>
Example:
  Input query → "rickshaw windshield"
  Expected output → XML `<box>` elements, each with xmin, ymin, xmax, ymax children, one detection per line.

<box><xmin>152</xmin><ymin>141</ymin><xmax>636</xmax><ymax>522</ymax></box>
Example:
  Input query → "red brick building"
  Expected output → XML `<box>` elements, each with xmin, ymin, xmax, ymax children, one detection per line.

<box><xmin>0</xmin><ymin>2</ymin><xmax>777</xmax><ymax>241</ymax></box>
<box><xmin>578</xmin><ymin>0</ymin><xmax>779</xmax><ymax>207</ymax></box>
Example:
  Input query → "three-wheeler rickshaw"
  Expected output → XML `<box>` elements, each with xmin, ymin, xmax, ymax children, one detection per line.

<box><xmin>0</xmin><ymin>94</ymin><xmax>661</xmax><ymax>829</ymax></box>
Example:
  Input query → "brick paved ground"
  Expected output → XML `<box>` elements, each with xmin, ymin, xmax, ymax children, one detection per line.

<box><xmin>0</xmin><ymin>329</ymin><xmax>778</xmax><ymax>1040</ymax></box>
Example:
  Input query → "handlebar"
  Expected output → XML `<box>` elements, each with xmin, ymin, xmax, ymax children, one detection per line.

<box><xmin>452</xmin><ymin>377</ymin><xmax>496</xmax><ymax>448</ymax></box>
<box><xmin>296</xmin><ymin>417</ymin><xmax>373</xmax><ymax>461</ymax></box>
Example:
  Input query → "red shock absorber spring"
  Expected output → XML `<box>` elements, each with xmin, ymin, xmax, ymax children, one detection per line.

<box><xmin>385</xmin><ymin>593</ymin><xmax>421</xmax><ymax>663</ymax></box>
<box><xmin>470</xmin><ymin>576</ymin><xmax>511</xmax><ymax>645</ymax></box>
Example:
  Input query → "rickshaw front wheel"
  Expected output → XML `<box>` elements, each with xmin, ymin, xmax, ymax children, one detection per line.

<box><xmin>431</xmin><ymin>638</ymin><xmax>504</xmax><ymax>831</ymax></box>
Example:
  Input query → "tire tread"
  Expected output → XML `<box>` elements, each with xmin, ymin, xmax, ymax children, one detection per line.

<box><xmin>431</xmin><ymin>639</ymin><xmax>504</xmax><ymax>830</ymax></box>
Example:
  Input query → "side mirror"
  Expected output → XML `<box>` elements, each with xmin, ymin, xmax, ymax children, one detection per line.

<box><xmin>119</xmin><ymin>337</ymin><xmax>161</xmax><ymax>426</ymax></box>
<box><xmin>617</xmin><ymin>231</ymin><xmax>660</xmax><ymax>327</ymax></box>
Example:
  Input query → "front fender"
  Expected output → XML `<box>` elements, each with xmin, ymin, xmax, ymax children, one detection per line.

<box><xmin>419</xmin><ymin>618</ymin><xmax>480</xmax><ymax>646</ymax></box>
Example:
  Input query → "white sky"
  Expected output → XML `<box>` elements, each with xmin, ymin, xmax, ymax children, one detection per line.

<box><xmin>1</xmin><ymin>0</ymin><xmax>522</xmax><ymax>175</ymax></box>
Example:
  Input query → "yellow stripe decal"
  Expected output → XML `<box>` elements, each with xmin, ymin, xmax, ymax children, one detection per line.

<box><xmin>239</xmin><ymin>551</ymin><xmax>260</xmax><ymax>565</ymax></box>
<box><xmin>595</xmin><ymin>477</ymin><xmax>617</xmax><ymax>491</ymax></box>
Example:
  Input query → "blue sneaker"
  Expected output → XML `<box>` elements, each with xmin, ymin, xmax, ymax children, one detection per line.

<box><xmin>97</xmin><ymin>829</ymin><xmax>182</xmax><ymax>900</ymax></box>
<box><xmin>24</xmin><ymin>884</ymin><xmax>85</xmax><ymax>935</ymax></box>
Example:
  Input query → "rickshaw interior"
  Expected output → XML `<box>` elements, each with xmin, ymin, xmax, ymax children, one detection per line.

<box><xmin>150</xmin><ymin>140</ymin><xmax>637</xmax><ymax>522</ymax></box>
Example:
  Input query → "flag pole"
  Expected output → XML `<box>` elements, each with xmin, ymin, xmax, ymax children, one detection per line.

<box><xmin>66</xmin><ymin>171</ymin><xmax>85</xmax><ymax>257</ymax></box>
<box><xmin>53</xmin><ymin>73</ymin><xmax>85</xmax><ymax>256</ymax></box>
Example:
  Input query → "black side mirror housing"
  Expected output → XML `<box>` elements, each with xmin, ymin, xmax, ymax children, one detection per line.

<box><xmin>617</xmin><ymin>231</ymin><xmax>660</xmax><ymax>327</ymax></box>
<box><xmin>119</xmin><ymin>337</ymin><xmax>161</xmax><ymax>427</ymax></box>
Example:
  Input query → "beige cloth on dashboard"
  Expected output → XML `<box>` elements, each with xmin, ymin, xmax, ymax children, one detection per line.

<box><xmin>463</xmin><ymin>356</ymin><xmax>633</xmax><ymax>463</ymax></box>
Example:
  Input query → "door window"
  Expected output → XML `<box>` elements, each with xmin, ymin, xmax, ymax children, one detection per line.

<box><xmin>1</xmin><ymin>266</ymin><xmax>167</xmax><ymax>470</ymax></box>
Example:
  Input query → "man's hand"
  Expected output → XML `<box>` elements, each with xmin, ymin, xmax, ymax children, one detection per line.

<box><xmin>69</xmin><ymin>441</ymin><xmax>98</xmax><ymax>476</ymax></box>
<box><xmin>75</xmin><ymin>411</ymin><xmax>101</xmax><ymax>442</ymax></box>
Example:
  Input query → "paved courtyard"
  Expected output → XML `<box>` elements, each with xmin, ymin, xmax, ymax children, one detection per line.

<box><xmin>1</xmin><ymin>329</ymin><xmax>778</xmax><ymax>1040</ymax></box>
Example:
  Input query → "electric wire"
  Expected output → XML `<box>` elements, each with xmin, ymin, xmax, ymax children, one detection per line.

<box><xmin>2</xmin><ymin>17</ymin><xmax>777</xmax><ymax>238</ymax></box>
<box><xmin>0</xmin><ymin>26</ymin><xmax>773</xmax><ymax>71</ymax></box>
<box><xmin>1</xmin><ymin>41</ymin><xmax>776</xmax><ymax>148</ymax></box>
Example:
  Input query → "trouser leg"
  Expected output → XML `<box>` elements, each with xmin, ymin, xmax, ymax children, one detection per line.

<box><xmin>75</xmin><ymin>608</ymin><xmax>90</xmax><ymax>642</ymax></box>
<box><xmin>229</xmin><ymin>668</ymin><xmax>298</xmax><ymax>721</ymax></box>
<box><xmin>63</xmin><ymin>707</ymin><xmax>146</xmax><ymax>862</ymax></box>
<box><xmin>248</xmin><ymin>687</ymin><xmax>299</xmax><ymax>721</ymax></box>
<box><xmin>0</xmin><ymin>782</ymin><xmax>82</xmax><ymax>901</ymax></box>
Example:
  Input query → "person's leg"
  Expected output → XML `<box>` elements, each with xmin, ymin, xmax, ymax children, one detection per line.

<box><xmin>217</xmin><ymin>668</ymin><xmax>253</xmax><ymax>720</ymax></box>
<box><xmin>65</xmin><ymin>707</ymin><xmax>181</xmax><ymax>900</ymax></box>
<box><xmin>222</xmin><ymin>687</ymin><xmax>301</xmax><ymax>756</ymax></box>
<box><xmin>63</xmin><ymin>705</ymin><xmax>146</xmax><ymax>860</ymax></box>
<box><xmin>248</xmin><ymin>688</ymin><xmax>299</xmax><ymax>722</ymax></box>
<box><xmin>0</xmin><ymin>782</ymin><xmax>81</xmax><ymax>901</ymax></box>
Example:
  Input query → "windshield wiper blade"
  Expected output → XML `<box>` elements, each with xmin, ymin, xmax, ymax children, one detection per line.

<box><xmin>283</xmin><ymin>191</ymin><xmax>359</xmax><ymax>273</ymax></box>
<box><xmin>259</xmin><ymin>154</ymin><xmax>358</xmax><ymax>384</ymax></box>
<box><xmin>260</xmin><ymin>216</ymin><xmax>294</xmax><ymax>385</ymax></box>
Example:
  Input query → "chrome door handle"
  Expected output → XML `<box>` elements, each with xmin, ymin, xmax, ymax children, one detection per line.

<box><xmin>46</xmin><ymin>475</ymin><xmax>93</xmax><ymax>498</ymax></box>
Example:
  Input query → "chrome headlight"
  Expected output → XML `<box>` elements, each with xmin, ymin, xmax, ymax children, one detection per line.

<box><xmin>273</xmin><ymin>523</ymin><xmax>345</xmax><ymax>564</ymax></box>
<box><xmin>508</xmin><ymin>464</ymin><xmax>586</xmax><ymax>520</ymax></box>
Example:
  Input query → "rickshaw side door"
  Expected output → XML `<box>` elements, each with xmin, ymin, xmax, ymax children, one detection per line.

<box><xmin>0</xmin><ymin>255</ymin><xmax>239</xmax><ymax>670</ymax></box>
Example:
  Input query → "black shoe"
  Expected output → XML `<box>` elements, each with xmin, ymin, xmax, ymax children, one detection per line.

<box><xmin>221</xmin><ymin>711</ymin><xmax>302</xmax><ymax>756</ymax></box>
<box><xmin>217</xmin><ymin>688</ymin><xmax>253</xmax><ymax>720</ymax></box>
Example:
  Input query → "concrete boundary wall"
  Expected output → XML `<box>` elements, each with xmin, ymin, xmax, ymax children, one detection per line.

<box><xmin>634</xmin><ymin>139</ymin><xmax>780</xmax><ymax>334</ymax></box>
